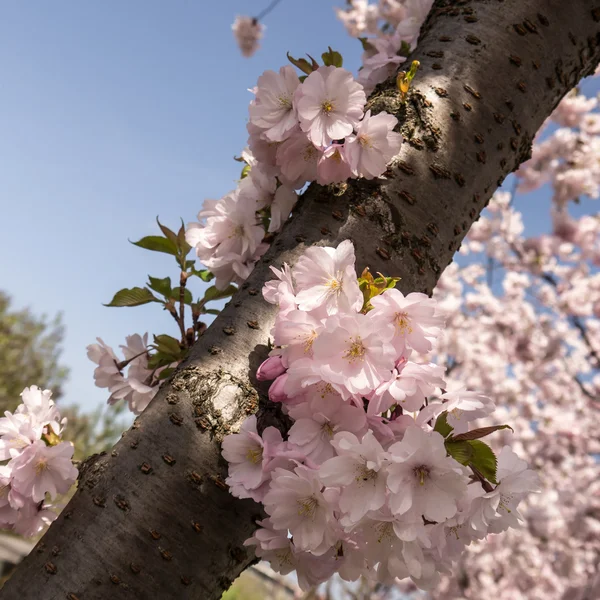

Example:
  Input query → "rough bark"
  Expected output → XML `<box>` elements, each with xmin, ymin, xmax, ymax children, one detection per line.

<box><xmin>4</xmin><ymin>1</ymin><xmax>600</xmax><ymax>599</ymax></box>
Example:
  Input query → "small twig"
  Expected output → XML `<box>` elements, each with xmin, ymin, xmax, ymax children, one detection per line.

<box><xmin>255</xmin><ymin>0</ymin><xmax>284</xmax><ymax>21</ymax></box>
<box><xmin>179</xmin><ymin>271</ymin><xmax>188</xmax><ymax>348</ymax></box>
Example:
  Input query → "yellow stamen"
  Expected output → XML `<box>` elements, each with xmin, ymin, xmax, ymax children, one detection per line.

<box><xmin>343</xmin><ymin>338</ymin><xmax>366</xmax><ymax>362</ymax></box>
<box><xmin>246</xmin><ymin>447</ymin><xmax>263</xmax><ymax>465</ymax></box>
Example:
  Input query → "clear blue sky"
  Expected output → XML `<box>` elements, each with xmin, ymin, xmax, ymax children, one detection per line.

<box><xmin>0</xmin><ymin>1</ymin><xmax>597</xmax><ymax>414</ymax></box>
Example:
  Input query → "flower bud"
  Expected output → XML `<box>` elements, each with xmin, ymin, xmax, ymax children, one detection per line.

<box><xmin>257</xmin><ymin>356</ymin><xmax>286</xmax><ymax>382</ymax></box>
<box><xmin>268</xmin><ymin>373</ymin><xmax>289</xmax><ymax>403</ymax></box>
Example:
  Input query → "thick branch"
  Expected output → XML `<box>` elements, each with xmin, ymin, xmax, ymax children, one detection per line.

<box><xmin>4</xmin><ymin>2</ymin><xmax>600</xmax><ymax>599</ymax></box>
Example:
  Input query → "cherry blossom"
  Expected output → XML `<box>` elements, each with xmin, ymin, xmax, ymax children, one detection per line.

<box><xmin>345</xmin><ymin>110</ymin><xmax>403</xmax><ymax>179</ymax></box>
<box><xmin>232</xmin><ymin>16</ymin><xmax>263</xmax><ymax>57</ymax></box>
<box><xmin>293</xmin><ymin>240</ymin><xmax>363</xmax><ymax>315</ymax></box>
<box><xmin>296</xmin><ymin>66</ymin><xmax>366</xmax><ymax>147</ymax></box>
<box><xmin>249</xmin><ymin>66</ymin><xmax>300</xmax><ymax>142</ymax></box>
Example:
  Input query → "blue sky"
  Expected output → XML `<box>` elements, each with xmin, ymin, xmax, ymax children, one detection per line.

<box><xmin>0</xmin><ymin>1</ymin><xmax>598</xmax><ymax>415</ymax></box>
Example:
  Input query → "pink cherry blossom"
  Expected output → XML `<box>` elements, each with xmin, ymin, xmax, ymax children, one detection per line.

<box><xmin>249</xmin><ymin>66</ymin><xmax>300</xmax><ymax>142</ymax></box>
<box><xmin>316</xmin><ymin>143</ymin><xmax>353</xmax><ymax>184</ymax></box>
<box><xmin>296</xmin><ymin>66</ymin><xmax>366</xmax><ymax>147</ymax></box>
<box><xmin>320</xmin><ymin>431</ymin><xmax>389</xmax><ymax>523</ymax></box>
<box><xmin>345</xmin><ymin>110</ymin><xmax>403</xmax><ymax>179</ymax></box>
<box><xmin>370</xmin><ymin>288</ymin><xmax>445</xmax><ymax>354</ymax></box>
<box><xmin>232</xmin><ymin>16</ymin><xmax>263</xmax><ymax>58</ymax></box>
<box><xmin>388</xmin><ymin>426</ymin><xmax>470</xmax><ymax>522</ymax></box>
<box><xmin>293</xmin><ymin>240</ymin><xmax>363</xmax><ymax>315</ymax></box>
<box><xmin>312</xmin><ymin>312</ymin><xmax>396</xmax><ymax>397</ymax></box>
<box><xmin>10</xmin><ymin>440</ymin><xmax>77</xmax><ymax>503</ymax></box>
<box><xmin>287</xmin><ymin>393</ymin><xmax>367</xmax><ymax>463</ymax></box>
<box><xmin>263</xmin><ymin>465</ymin><xmax>337</xmax><ymax>553</ymax></box>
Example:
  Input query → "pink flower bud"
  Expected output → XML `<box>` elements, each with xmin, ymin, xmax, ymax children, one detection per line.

<box><xmin>268</xmin><ymin>374</ymin><xmax>289</xmax><ymax>403</ymax></box>
<box><xmin>257</xmin><ymin>356</ymin><xmax>286</xmax><ymax>382</ymax></box>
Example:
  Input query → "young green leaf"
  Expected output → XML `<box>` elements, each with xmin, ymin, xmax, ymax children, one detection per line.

<box><xmin>156</xmin><ymin>217</ymin><xmax>179</xmax><ymax>246</ymax></box>
<box><xmin>171</xmin><ymin>287</ymin><xmax>193</xmax><ymax>305</ymax></box>
<box><xmin>287</xmin><ymin>52</ymin><xmax>317</xmax><ymax>75</ymax></box>
<box><xmin>131</xmin><ymin>236</ymin><xmax>178</xmax><ymax>257</ymax></box>
<box><xmin>202</xmin><ymin>285</ymin><xmax>237</xmax><ymax>304</ymax></box>
<box><xmin>445</xmin><ymin>440</ymin><xmax>473</xmax><ymax>466</ymax></box>
<box><xmin>433</xmin><ymin>412</ymin><xmax>454</xmax><ymax>438</ymax></box>
<box><xmin>191</xmin><ymin>267</ymin><xmax>215</xmax><ymax>282</ymax></box>
<box><xmin>445</xmin><ymin>439</ymin><xmax>498</xmax><ymax>484</ymax></box>
<box><xmin>152</xmin><ymin>334</ymin><xmax>182</xmax><ymax>359</ymax></box>
<box><xmin>468</xmin><ymin>440</ymin><xmax>498</xmax><ymax>484</ymax></box>
<box><xmin>449</xmin><ymin>424</ymin><xmax>514</xmax><ymax>442</ymax></box>
<box><xmin>104</xmin><ymin>287</ymin><xmax>161</xmax><ymax>308</ymax></box>
<box><xmin>321</xmin><ymin>47</ymin><xmax>343</xmax><ymax>67</ymax></box>
<box><xmin>147</xmin><ymin>276</ymin><xmax>172</xmax><ymax>298</ymax></box>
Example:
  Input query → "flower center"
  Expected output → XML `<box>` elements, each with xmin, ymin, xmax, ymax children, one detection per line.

<box><xmin>278</xmin><ymin>95</ymin><xmax>291</xmax><ymax>108</ymax></box>
<box><xmin>344</xmin><ymin>337</ymin><xmax>366</xmax><ymax>362</ymax></box>
<box><xmin>246</xmin><ymin>447</ymin><xmax>263</xmax><ymax>465</ymax></box>
<box><xmin>330</xmin><ymin>149</ymin><xmax>343</xmax><ymax>163</ymax></box>
<box><xmin>301</xmin><ymin>330</ymin><xmax>318</xmax><ymax>355</ymax></box>
<box><xmin>413</xmin><ymin>466</ymin><xmax>430</xmax><ymax>486</ymax></box>
<box><xmin>35</xmin><ymin>459</ymin><xmax>49</xmax><ymax>475</ymax></box>
<box><xmin>375</xmin><ymin>521</ymin><xmax>395</xmax><ymax>544</ymax></box>
<box><xmin>321</xmin><ymin>100</ymin><xmax>335</xmax><ymax>113</ymax></box>
<box><xmin>499</xmin><ymin>493</ymin><xmax>514</xmax><ymax>513</ymax></box>
<box><xmin>358</xmin><ymin>134</ymin><xmax>373</xmax><ymax>148</ymax></box>
<box><xmin>297</xmin><ymin>495</ymin><xmax>319</xmax><ymax>518</ymax></box>
<box><xmin>355</xmin><ymin>464</ymin><xmax>377</xmax><ymax>484</ymax></box>
<box><xmin>0</xmin><ymin>485</ymin><xmax>8</xmax><ymax>498</ymax></box>
<box><xmin>321</xmin><ymin>422</ymin><xmax>334</xmax><ymax>437</ymax></box>
<box><xmin>394</xmin><ymin>312</ymin><xmax>413</xmax><ymax>334</ymax></box>
<box><xmin>449</xmin><ymin>408</ymin><xmax>463</xmax><ymax>420</ymax></box>
<box><xmin>230</xmin><ymin>224</ymin><xmax>245</xmax><ymax>239</ymax></box>
<box><xmin>303</xmin><ymin>145</ymin><xmax>317</xmax><ymax>161</ymax></box>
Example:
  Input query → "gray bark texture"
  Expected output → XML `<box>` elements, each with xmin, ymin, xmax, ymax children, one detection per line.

<box><xmin>4</xmin><ymin>1</ymin><xmax>600</xmax><ymax>598</ymax></box>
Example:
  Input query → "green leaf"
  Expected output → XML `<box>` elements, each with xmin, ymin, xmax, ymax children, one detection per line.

<box><xmin>358</xmin><ymin>37</ymin><xmax>374</xmax><ymax>52</ymax></box>
<box><xmin>321</xmin><ymin>47</ymin><xmax>343</xmax><ymax>68</ymax></box>
<box><xmin>445</xmin><ymin>440</ymin><xmax>473</xmax><ymax>466</ymax></box>
<box><xmin>157</xmin><ymin>367</ymin><xmax>176</xmax><ymax>381</ymax></box>
<box><xmin>204</xmin><ymin>308</ymin><xmax>221</xmax><ymax>316</ymax></box>
<box><xmin>147</xmin><ymin>276</ymin><xmax>172</xmax><ymax>298</ymax></box>
<box><xmin>287</xmin><ymin>52</ymin><xmax>317</xmax><ymax>75</ymax></box>
<box><xmin>445</xmin><ymin>439</ymin><xmax>498</xmax><ymax>484</ymax></box>
<box><xmin>202</xmin><ymin>285</ymin><xmax>237</xmax><ymax>304</ymax></box>
<box><xmin>171</xmin><ymin>287</ymin><xmax>193</xmax><ymax>305</ymax></box>
<box><xmin>152</xmin><ymin>334</ymin><xmax>182</xmax><ymax>358</ymax></box>
<box><xmin>358</xmin><ymin>267</ymin><xmax>400</xmax><ymax>311</ymax></box>
<box><xmin>147</xmin><ymin>351</ymin><xmax>177</xmax><ymax>370</ymax></box>
<box><xmin>104</xmin><ymin>287</ymin><xmax>160</xmax><ymax>307</ymax></box>
<box><xmin>449</xmin><ymin>424</ymin><xmax>514</xmax><ymax>442</ymax></box>
<box><xmin>433</xmin><ymin>412</ymin><xmax>453</xmax><ymax>438</ymax></box>
<box><xmin>185</xmin><ymin>260</ymin><xmax>196</xmax><ymax>270</ymax></box>
<box><xmin>176</xmin><ymin>220</ymin><xmax>192</xmax><ymax>259</ymax></box>
<box><xmin>156</xmin><ymin>217</ymin><xmax>179</xmax><ymax>246</ymax></box>
<box><xmin>191</xmin><ymin>267</ymin><xmax>215</xmax><ymax>282</ymax></box>
<box><xmin>399</xmin><ymin>41</ymin><xmax>411</xmax><ymax>57</ymax></box>
<box><xmin>241</xmin><ymin>164</ymin><xmax>251</xmax><ymax>179</ymax></box>
<box><xmin>468</xmin><ymin>440</ymin><xmax>498</xmax><ymax>484</ymax></box>
<box><xmin>131</xmin><ymin>235</ymin><xmax>179</xmax><ymax>257</ymax></box>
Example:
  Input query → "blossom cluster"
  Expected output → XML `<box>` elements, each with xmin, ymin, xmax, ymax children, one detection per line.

<box><xmin>336</xmin><ymin>0</ymin><xmax>433</xmax><ymax>93</ymax></box>
<box><xmin>232</xmin><ymin>16</ymin><xmax>264</xmax><ymax>58</ymax></box>
<box><xmin>517</xmin><ymin>89</ymin><xmax>600</xmax><ymax>206</ymax></box>
<box><xmin>222</xmin><ymin>240</ymin><xmax>539</xmax><ymax>590</ymax></box>
<box><xmin>87</xmin><ymin>333</ymin><xmax>162</xmax><ymax>415</ymax></box>
<box><xmin>0</xmin><ymin>386</ymin><xmax>78</xmax><ymax>537</ymax></box>
<box><xmin>186</xmin><ymin>62</ymin><xmax>403</xmax><ymax>290</ymax></box>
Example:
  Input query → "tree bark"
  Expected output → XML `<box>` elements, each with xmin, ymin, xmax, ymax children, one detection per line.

<box><xmin>4</xmin><ymin>1</ymin><xmax>600</xmax><ymax>598</ymax></box>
